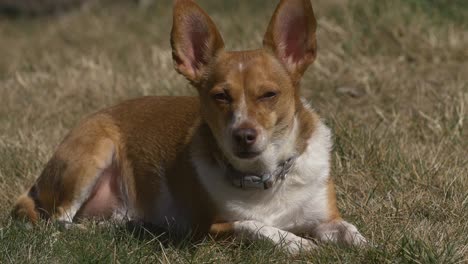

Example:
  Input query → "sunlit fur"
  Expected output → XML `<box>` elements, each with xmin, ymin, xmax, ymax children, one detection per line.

<box><xmin>12</xmin><ymin>0</ymin><xmax>366</xmax><ymax>253</ymax></box>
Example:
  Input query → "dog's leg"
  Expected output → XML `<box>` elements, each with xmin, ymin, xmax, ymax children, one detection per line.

<box><xmin>313</xmin><ymin>219</ymin><xmax>367</xmax><ymax>246</ymax></box>
<box><xmin>308</xmin><ymin>179</ymin><xmax>366</xmax><ymax>246</ymax></box>
<box><xmin>210</xmin><ymin>221</ymin><xmax>316</xmax><ymax>254</ymax></box>
<box><xmin>53</xmin><ymin>138</ymin><xmax>117</xmax><ymax>225</ymax></box>
<box><xmin>18</xmin><ymin>134</ymin><xmax>119</xmax><ymax>228</ymax></box>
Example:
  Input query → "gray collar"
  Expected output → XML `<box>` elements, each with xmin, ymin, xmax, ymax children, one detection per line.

<box><xmin>227</xmin><ymin>157</ymin><xmax>297</xmax><ymax>190</ymax></box>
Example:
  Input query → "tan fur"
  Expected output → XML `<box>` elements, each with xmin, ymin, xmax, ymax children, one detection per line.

<box><xmin>12</xmin><ymin>0</ymin><xmax>352</xmax><ymax>247</ymax></box>
<box><xmin>12</xmin><ymin>194</ymin><xmax>39</xmax><ymax>224</ymax></box>
<box><xmin>209</xmin><ymin>222</ymin><xmax>235</xmax><ymax>238</ymax></box>
<box><xmin>327</xmin><ymin>179</ymin><xmax>342</xmax><ymax>221</ymax></box>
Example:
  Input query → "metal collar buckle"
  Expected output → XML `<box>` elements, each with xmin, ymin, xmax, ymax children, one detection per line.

<box><xmin>228</xmin><ymin>156</ymin><xmax>296</xmax><ymax>190</ymax></box>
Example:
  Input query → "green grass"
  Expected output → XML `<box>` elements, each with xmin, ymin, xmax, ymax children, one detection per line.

<box><xmin>0</xmin><ymin>0</ymin><xmax>467</xmax><ymax>263</ymax></box>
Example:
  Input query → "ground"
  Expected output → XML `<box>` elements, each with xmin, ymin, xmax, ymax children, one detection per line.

<box><xmin>0</xmin><ymin>0</ymin><xmax>467</xmax><ymax>263</ymax></box>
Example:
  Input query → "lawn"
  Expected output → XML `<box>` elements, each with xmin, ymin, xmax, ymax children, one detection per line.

<box><xmin>0</xmin><ymin>0</ymin><xmax>467</xmax><ymax>263</ymax></box>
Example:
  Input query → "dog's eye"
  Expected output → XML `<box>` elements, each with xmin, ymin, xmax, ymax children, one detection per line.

<box><xmin>213</xmin><ymin>92</ymin><xmax>231</xmax><ymax>103</ymax></box>
<box><xmin>259</xmin><ymin>91</ymin><xmax>278</xmax><ymax>101</ymax></box>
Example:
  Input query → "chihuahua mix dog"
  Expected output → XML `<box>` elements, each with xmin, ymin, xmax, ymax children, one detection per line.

<box><xmin>12</xmin><ymin>0</ymin><xmax>366</xmax><ymax>253</ymax></box>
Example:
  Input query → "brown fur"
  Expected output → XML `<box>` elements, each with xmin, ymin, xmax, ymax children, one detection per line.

<box><xmin>13</xmin><ymin>96</ymin><xmax>216</xmax><ymax>231</ymax></box>
<box><xmin>12</xmin><ymin>0</ymin><xmax>342</xmax><ymax>241</ymax></box>
<box><xmin>327</xmin><ymin>179</ymin><xmax>342</xmax><ymax>221</ymax></box>
<box><xmin>11</xmin><ymin>194</ymin><xmax>39</xmax><ymax>224</ymax></box>
<box><xmin>209</xmin><ymin>222</ymin><xmax>235</xmax><ymax>239</ymax></box>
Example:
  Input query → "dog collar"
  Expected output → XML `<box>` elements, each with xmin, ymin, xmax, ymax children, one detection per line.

<box><xmin>227</xmin><ymin>156</ymin><xmax>297</xmax><ymax>190</ymax></box>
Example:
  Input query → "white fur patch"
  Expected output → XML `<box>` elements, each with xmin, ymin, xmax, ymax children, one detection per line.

<box><xmin>238</xmin><ymin>62</ymin><xmax>244</xmax><ymax>72</ymax></box>
<box><xmin>231</xmin><ymin>93</ymin><xmax>248</xmax><ymax>128</ymax></box>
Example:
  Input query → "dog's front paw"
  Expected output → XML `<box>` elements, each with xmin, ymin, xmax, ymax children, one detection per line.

<box><xmin>314</xmin><ymin>220</ymin><xmax>367</xmax><ymax>247</ymax></box>
<box><xmin>281</xmin><ymin>235</ymin><xmax>317</xmax><ymax>254</ymax></box>
<box><xmin>233</xmin><ymin>220</ymin><xmax>317</xmax><ymax>254</ymax></box>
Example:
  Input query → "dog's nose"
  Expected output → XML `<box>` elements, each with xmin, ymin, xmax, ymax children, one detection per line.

<box><xmin>233</xmin><ymin>128</ymin><xmax>257</xmax><ymax>146</ymax></box>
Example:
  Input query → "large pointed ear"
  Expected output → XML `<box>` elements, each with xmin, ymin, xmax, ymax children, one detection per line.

<box><xmin>263</xmin><ymin>0</ymin><xmax>317</xmax><ymax>84</ymax></box>
<box><xmin>171</xmin><ymin>0</ymin><xmax>224</xmax><ymax>84</ymax></box>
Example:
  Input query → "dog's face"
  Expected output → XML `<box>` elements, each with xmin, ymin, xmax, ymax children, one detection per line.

<box><xmin>199</xmin><ymin>51</ymin><xmax>297</xmax><ymax>160</ymax></box>
<box><xmin>171</xmin><ymin>0</ymin><xmax>317</xmax><ymax>162</ymax></box>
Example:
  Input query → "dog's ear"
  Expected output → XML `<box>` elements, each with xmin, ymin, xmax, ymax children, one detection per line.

<box><xmin>171</xmin><ymin>0</ymin><xmax>224</xmax><ymax>84</ymax></box>
<box><xmin>263</xmin><ymin>0</ymin><xmax>317</xmax><ymax>84</ymax></box>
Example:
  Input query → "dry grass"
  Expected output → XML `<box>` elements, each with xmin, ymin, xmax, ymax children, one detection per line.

<box><xmin>0</xmin><ymin>0</ymin><xmax>467</xmax><ymax>263</ymax></box>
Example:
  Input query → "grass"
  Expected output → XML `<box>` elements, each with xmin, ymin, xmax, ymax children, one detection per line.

<box><xmin>0</xmin><ymin>0</ymin><xmax>467</xmax><ymax>262</ymax></box>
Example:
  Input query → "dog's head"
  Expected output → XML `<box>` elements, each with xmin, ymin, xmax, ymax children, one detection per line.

<box><xmin>171</xmin><ymin>0</ymin><xmax>317</xmax><ymax>168</ymax></box>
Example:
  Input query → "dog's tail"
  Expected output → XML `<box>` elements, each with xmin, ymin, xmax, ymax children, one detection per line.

<box><xmin>11</xmin><ymin>190</ymin><xmax>40</xmax><ymax>224</ymax></box>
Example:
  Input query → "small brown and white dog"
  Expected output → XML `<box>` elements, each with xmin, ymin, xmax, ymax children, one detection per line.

<box><xmin>12</xmin><ymin>0</ymin><xmax>366</xmax><ymax>253</ymax></box>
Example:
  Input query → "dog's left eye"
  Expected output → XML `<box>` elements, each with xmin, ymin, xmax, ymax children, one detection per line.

<box><xmin>213</xmin><ymin>92</ymin><xmax>231</xmax><ymax>103</ymax></box>
<box><xmin>259</xmin><ymin>91</ymin><xmax>278</xmax><ymax>100</ymax></box>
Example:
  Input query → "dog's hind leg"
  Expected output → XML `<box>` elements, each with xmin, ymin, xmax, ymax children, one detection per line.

<box><xmin>12</xmin><ymin>116</ymin><xmax>123</xmax><ymax>226</ymax></box>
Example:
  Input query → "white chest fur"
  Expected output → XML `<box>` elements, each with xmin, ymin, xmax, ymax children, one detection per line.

<box><xmin>192</xmin><ymin>117</ymin><xmax>333</xmax><ymax>233</ymax></box>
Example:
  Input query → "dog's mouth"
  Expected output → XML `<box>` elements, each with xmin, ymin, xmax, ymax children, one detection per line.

<box><xmin>234</xmin><ymin>151</ymin><xmax>261</xmax><ymax>159</ymax></box>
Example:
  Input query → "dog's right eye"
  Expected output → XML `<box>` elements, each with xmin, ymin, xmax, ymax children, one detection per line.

<box><xmin>213</xmin><ymin>92</ymin><xmax>231</xmax><ymax>103</ymax></box>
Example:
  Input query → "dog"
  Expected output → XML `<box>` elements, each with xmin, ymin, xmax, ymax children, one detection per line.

<box><xmin>12</xmin><ymin>0</ymin><xmax>366</xmax><ymax>253</ymax></box>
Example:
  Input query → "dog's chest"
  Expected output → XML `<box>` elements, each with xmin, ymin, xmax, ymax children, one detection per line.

<box><xmin>192</xmin><ymin>122</ymin><xmax>332</xmax><ymax>231</ymax></box>
<box><xmin>224</xmin><ymin>169</ymin><xmax>330</xmax><ymax>231</ymax></box>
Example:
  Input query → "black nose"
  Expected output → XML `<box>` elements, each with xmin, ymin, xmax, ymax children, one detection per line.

<box><xmin>233</xmin><ymin>128</ymin><xmax>258</xmax><ymax>146</ymax></box>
